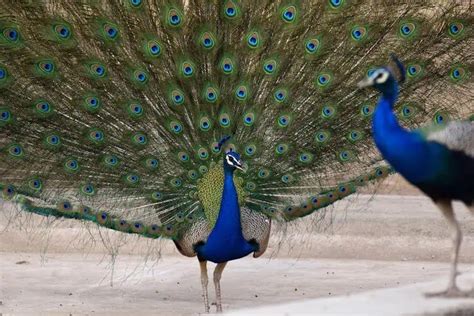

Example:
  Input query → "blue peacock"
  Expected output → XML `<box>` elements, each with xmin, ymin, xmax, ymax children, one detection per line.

<box><xmin>358</xmin><ymin>56</ymin><xmax>473</xmax><ymax>297</ymax></box>
<box><xmin>0</xmin><ymin>0</ymin><xmax>471</xmax><ymax>312</ymax></box>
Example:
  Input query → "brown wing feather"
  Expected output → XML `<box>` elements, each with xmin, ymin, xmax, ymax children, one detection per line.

<box><xmin>173</xmin><ymin>219</ymin><xmax>211</xmax><ymax>257</ymax></box>
<box><xmin>241</xmin><ymin>207</ymin><xmax>271</xmax><ymax>258</ymax></box>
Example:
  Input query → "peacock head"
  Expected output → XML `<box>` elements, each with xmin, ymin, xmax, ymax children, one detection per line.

<box><xmin>224</xmin><ymin>150</ymin><xmax>245</xmax><ymax>173</ymax></box>
<box><xmin>357</xmin><ymin>67</ymin><xmax>395</xmax><ymax>92</ymax></box>
<box><xmin>357</xmin><ymin>54</ymin><xmax>405</xmax><ymax>94</ymax></box>
<box><xmin>217</xmin><ymin>135</ymin><xmax>246</xmax><ymax>173</ymax></box>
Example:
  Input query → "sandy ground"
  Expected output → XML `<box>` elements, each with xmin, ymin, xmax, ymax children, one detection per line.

<box><xmin>0</xmin><ymin>176</ymin><xmax>473</xmax><ymax>315</ymax></box>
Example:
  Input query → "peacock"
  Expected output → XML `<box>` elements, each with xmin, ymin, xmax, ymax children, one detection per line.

<box><xmin>358</xmin><ymin>56</ymin><xmax>473</xmax><ymax>298</ymax></box>
<box><xmin>0</xmin><ymin>0</ymin><xmax>472</xmax><ymax>312</ymax></box>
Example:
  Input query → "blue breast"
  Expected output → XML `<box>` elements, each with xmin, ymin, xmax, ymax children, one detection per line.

<box><xmin>196</xmin><ymin>169</ymin><xmax>256</xmax><ymax>263</ymax></box>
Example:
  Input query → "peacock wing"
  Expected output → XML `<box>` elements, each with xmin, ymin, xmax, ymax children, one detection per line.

<box><xmin>425</xmin><ymin>121</ymin><xmax>474</xmax><ymax>158</ymax></box>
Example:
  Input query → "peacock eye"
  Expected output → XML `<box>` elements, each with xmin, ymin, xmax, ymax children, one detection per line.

<box><xmin>374</xmin><ymin>71</ymin><xmax>389</xmax><ymax>83</ymax></box>
<box><xmin>227</xmin><ymin>155</ymin><xmax>239</xmax><ymax>166</ymax></box>
<box><xmin>375</xmin><ymin>72</ymin><xmax>383</xmax><ymax>79</ymax></box>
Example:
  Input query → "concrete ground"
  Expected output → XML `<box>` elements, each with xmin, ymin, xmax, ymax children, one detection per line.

<box><xmin>228</xmin><ymin>273</ymin><xmax>474</xmax><ymax>316</ymax></box>
<box><xmin>0</xmin><ymin>176</ymin><xmax>473</xmax><ymax>315</ymax></box>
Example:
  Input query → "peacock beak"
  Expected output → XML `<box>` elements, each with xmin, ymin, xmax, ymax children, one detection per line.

<box><xmin>357</xmin><ymin>77</ymin><xmax>373</xmax><ymax>89</ymax></box>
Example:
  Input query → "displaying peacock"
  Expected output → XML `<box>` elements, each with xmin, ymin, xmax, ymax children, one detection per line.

<box><xmin>358</xmin><ymin>56</ymin><xmax>473</xmax><ymax>298</ymax></box>
<box><xmin>0</xmin><ymin>0</ymin><xmax>472</xmax><ymax>312</ymax></box>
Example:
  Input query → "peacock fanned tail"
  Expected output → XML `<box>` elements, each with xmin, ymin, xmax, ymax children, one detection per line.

<box><xmin>0</xmin><ymin>0</ymin><xmax>472</xmax><ymax>239</ymax></box>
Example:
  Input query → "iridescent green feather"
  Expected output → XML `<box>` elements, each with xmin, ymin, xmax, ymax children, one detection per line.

<box><xmin>0</xmin><ymin>0</ymin><xmax>471</xmax><ymax>241</ymax></box>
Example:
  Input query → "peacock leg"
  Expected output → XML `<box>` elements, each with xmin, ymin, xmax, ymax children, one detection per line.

<box><xmin>468</xmin><ymin>204</ymin><xmax>474</xmax><ymax>297</ymax></box>
<box><xmin>213</xmin><ymin>261</ymin><xmax>228</xmax><ymax>313</ymax></box>
<box><xmin>199</xmin><ymin>260</ymin><xmax>210</xmax><ymax>313</ymax></box>
<box><xmin>426</xmin><ymin>200</ymin><xmax>468</xmax><ymax>297</ymax></box>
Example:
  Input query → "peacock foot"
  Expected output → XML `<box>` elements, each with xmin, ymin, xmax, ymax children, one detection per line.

<box><xmin>211</xmin><ymin>301</ymin><xmax>223</xmax><ymax>313</ymax></box>
<box><xmin>425</xmin><ymin>286</ymin><xmax>474</xmax><ymax>298</ymax></box>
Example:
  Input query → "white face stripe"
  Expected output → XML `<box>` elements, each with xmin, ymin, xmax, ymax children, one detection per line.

<box><xmin>226</xmin><ymin>154</ymin><xmax>239</xmax><ymax>166</ymax></box>
<box><xmin>375</xmin><ymin>71</ymin><xmax>389</xmax><ymax>84</ymax></box>
<box><xmin>370</xmin><ymin>69</ymin><xmax>390</xmax><ymax>84</ymax></box>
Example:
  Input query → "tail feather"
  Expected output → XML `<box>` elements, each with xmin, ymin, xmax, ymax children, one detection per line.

<box><xmin>1</xmin><ymin>165</ymin><xmax>392</xmax><ymax>238</ymax></box>
<box><xmin>0</xmin><ymin>1</ymin><xmax>472</xmax><ymax>236</ymax></box>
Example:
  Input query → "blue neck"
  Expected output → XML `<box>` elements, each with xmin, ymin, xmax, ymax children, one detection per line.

<box><xmin>195</xmin><ymin>167</ymin><xmax>255</xmax><ymax>263</ymax></box>
<box><xmin>372</xmin><ymin>83</ymin><xmax>443</xmax><ymax>183</ymax></box>
<box><xmin>372</xmin><ymin>87</ymin><xmax>408</xmax><ymax>155</ymax></box>
<box><xmin>214</xmin><ymin>168</ymin><xmax>244</xmax><ymax>234</ymax></box>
